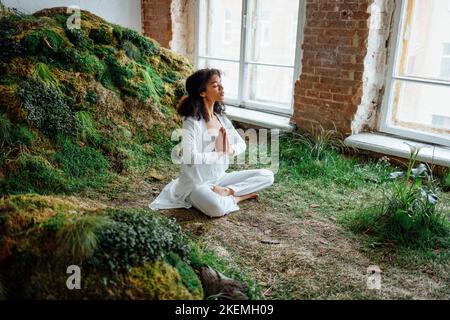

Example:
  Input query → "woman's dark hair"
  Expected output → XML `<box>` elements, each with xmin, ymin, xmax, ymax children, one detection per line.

<box><xmin>177</xmin><ymin>68</ymin><xmax>225</xmax><ymax>122</ymax></box>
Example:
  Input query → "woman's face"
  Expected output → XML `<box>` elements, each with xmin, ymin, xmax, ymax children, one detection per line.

<box><xmin>201</xmin><ymin>74</ymin><xmax>224</xmax><ymax>103</ymax></box>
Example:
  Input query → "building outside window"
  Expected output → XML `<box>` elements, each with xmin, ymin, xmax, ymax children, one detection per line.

<box><xmin>381</xmin><ymin>0</ymin><xmax>450</xmax><ymax>147</ymax></box>
<box><xmin>196</xmin><ymin>0</ymin><xmax>304</xmax><ymax>115</ymax></box>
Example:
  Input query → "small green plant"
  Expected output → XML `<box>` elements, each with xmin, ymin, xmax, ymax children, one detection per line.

<box><xmin>88</xmin><ymin>209</ymin><xmax>190</xmax><ymax>274</ymax></box>
<box><xmin>345</xmin><ymin>144</ymin><xmax>450</xmax><ymax>248</ymax></box>
<box><xmin>18</xmin><ymin>78</ymin><xmax>79</xmax><ymax>138</ymax></box>
<box><xmin>293</xmin><ymin>125</ymin><xmax>346</xmax><ymax>161</ymax></box>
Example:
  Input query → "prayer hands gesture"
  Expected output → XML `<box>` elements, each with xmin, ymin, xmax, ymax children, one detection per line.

<box><xmin>215</xmin><ymin>127</ymin><xmax>234</xmax><ymax>156</ymax></box>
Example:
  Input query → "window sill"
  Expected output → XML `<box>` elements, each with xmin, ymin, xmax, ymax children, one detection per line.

<box><xmin>224</xmin><ymin>105</ymin><xmax>295</xmax><ymax>132</ymax></box>
<box><xmin>344</xmin><ymin>133</ymin><xmax>450</xmax><ymax>167</ymax></box>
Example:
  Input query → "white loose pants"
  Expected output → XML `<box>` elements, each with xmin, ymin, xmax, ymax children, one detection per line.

<box><xmin>187</xmin><ymin>169</ymin><xmax>274</xmax><ymax>218</ymax></box>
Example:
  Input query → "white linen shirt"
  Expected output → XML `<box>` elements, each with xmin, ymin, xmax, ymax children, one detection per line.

<box><xmin>149</xmin><ymin>112</ymin><xmax>246</xmax><ymax>210</ymax></box>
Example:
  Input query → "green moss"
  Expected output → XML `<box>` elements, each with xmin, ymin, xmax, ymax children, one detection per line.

<box><xmin>126</xmin><ymin>261</ymin><xmax>194</xmax><ymax>299</ymax></box>
<box><xmin>65</xmin><ymin>28</ymin><xmax>93</xmax><ymax>49</ymax></box>
<box><xmin>60</xmin><ymin>47</ymin><xmax>105</xmax><ymax>76</ymax></box>
<box><xmin>137</xmin><ymin>67</ymin><xmax>161</xmax><ymax>102</ymax></box>
<box><xmin>113</xmin><ymin>26</ymin><xmax>159</xmax><ymax>57</ymax></box>
<box><xmin>149</xmin><ymin>123</ymin><xmax>176</xmax><ymax>163</ymax></box>
<box><xmin>22</xmin><ymin>29</ymin><xmax>65</xmax><ymax>58</ymax></box>
<box><xmin>122</xmin><ymin>40</ymin><xmax>142</xmax><ymax>61</ymax></box>
<box><xmin>165</xmin><ymin>252</ymin><xmax>204</xmax><ymax>299</ymax></box>
<box><xmin>11</xmin><ymin>126</ymin><xmax>36</xmax><ymax>147</ymax></box>
<box><xmin>0</xmin><ymin>154</ymin><xmax>68</xmax><ymax>195</ymax></box>
<box><xmin>0</xmin><ymin>16</ymin><xmax>24</xmax><ymax>61</ymax></box>
<box><xmin>89</xmin><ymin>26</ymin><xmax>114</xmax><ymax>45</ymax></box>
<box><xmin>85</xmin><ymin>90</ymin><xmax>97</xmax><ymax>105</ymax></box>
<box><xmin>53</xmin><ymin>136</ymin><xmax>111</xmax><ymax>187</ymax></box>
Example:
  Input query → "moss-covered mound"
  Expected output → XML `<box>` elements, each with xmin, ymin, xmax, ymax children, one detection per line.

<box><xmin>0</xmin><ymin>194</ymin><xmax>203</xmax><ymax>299</ymax></box>
<box><xmin>0</xmin><ymin>7</ymin><xmax>192</xmax><ymax>195</ymax></box>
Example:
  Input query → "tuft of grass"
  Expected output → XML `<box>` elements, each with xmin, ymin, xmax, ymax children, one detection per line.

<box><xmin>342</xmin><ymin>146</ymin><xmax>450</xmax><ymax>249</ymax></box>
<box><xmin>75</xmin><ymin>111</ymin><xmax>102</xmax><ymax>146</ymax></box>
<box><xmin>33</xmin><ymin>62</ymin><xmax>59</xmax><ymax>88</ymax></box>
<box><xmin>56</xmin><ymin>214</ymin><xmax>111</xmax><ymax>263</ymax></box>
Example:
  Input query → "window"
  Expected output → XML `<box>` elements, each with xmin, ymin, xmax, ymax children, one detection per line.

<box><xmin>196</xmin><ymin>0</ymin><xmax>304</xmax><ymax>115</ymax></box>
<box><xmin>381</xmin><ymin>0</ymin><xmax>450</xmax><ymax>147</ymax></box>
<box><xmin>223</xmin><ymin>10</ymin><xmax>232</xmax><ymax>45</ymax></box>
<box><xmin>440</xmin><ymin>43</ymin><xmax>450</xmax><ymax>79</ymax></box>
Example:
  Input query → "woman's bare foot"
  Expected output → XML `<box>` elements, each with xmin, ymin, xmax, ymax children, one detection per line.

<box><xmin>234</xmin><ymin>192</ymin><xmax>259</xmax><ymax>204</ymax></box>
<box><xmin>212</xmin><ymin>185</ymin><xmax>234</xmax><ymax>197</ymax></box>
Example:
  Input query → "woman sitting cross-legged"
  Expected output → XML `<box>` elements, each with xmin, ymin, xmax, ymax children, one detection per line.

<box><xmin>149</xmin><ymin>68</ymin><xmax>274</xmax><ymax>218</ymax></box>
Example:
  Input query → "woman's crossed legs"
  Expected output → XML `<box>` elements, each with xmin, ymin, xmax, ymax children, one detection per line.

<box><xmin>188</xmin><ymin>169</ymin><xmax>274</xmax><ymax>218</ymax></box>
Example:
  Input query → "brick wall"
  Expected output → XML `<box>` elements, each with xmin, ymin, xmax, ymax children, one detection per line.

<box><xmin>292</xmin><ymin>0</ymin><xmax>372</xmax><ymax>136</ymax></box>
<box><xmin>141</xmin><ymin>0</ymin><xmax>172</xmax><ymax>48</ymax></box>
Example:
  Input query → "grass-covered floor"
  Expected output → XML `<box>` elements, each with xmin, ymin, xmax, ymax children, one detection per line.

<box><xmin>94</xmin><ymin>131</ymin><xmax>450</xmax><ymax>300</ymax></box>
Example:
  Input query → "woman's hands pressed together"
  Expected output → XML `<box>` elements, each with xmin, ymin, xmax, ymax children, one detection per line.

<box><xmin>215</xmin><ymin>127</ymin><xmax>234</xmax><ymax>156</ymax></box>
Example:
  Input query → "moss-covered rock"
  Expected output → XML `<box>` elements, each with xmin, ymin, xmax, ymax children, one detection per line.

<box><xmin>0</xmin><ymin>195</ymin><xmax>204</xmax><ymax>300</ymax></box>
<box><xmin>0</xmin><ymin>7</ymin><xmax>192</xmax><ymax>195</ymax></box>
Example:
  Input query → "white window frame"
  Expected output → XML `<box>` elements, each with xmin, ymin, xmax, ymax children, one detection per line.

<box><xmin>380</xmin><ymin>0</ymin><xmax>450</xmax><ymax>147</ymax></box>
<box><xmin>194</xmin><ymin>0</ymin><xmax>306</xmax><ymax>116</ymax></box>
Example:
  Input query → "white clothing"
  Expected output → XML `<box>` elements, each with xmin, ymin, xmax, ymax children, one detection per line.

<box><xmin>188</xmin><ymin>168</ymin><xmax>274</xmax><ymax>217</ymax></box>
<box><xmin>149</xmin><ymin>113</ymin><xmax>274</xmax><ymax>216</ymax></box>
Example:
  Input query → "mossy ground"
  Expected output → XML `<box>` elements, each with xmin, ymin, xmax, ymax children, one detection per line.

<box><xmin>0</xmin><ymin>7</ymin><xmax>192</xmax><ymax>196</ymax></box>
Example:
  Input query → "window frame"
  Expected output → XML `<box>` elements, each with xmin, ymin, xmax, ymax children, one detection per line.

<box><xmin>380</xmin><ymin>0</ymin><xmax>450</xmax><ymax>147</ymax></box>
<box><xmin>194</xmin><ymin>0</ymin><xmax>306</xmax><ymax>116</ymax></box>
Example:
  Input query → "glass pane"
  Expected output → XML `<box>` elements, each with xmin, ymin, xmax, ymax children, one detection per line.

<box><xmin>199</xmin><ymin>0</ymin><xmax>242</xmax><ymax>61</ymax></box>
<box><xmin>245</xmin><ymin>0</ymin><xmax>299</xmax><ymax>66</ymax></box>
<box><xmin>244</xmin><ymin>64</ymin><xmax>293</xmax><ymax>110</ymax></box>
<box><xmin>391</xmin><ymin>80</ymin><xmax>450</xmax><ymax>136</ymax></box>
<box><xmin>398</xmin><ymin>0</ymin><xmax>450</xmax><ymax>81</ymax></box>
<box><xmin>198</xmin><ymin>58</ymin><xmax>240</xmax><ymax>100</ymax></box>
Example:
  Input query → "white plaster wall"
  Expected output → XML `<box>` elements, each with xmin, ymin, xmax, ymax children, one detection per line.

<box><xmin>2</xmin><ymin>0</ymin><xmax>141</xmax><ymax>31</ymax></box>
<box><xmin>352</xmin><ymin>0</ymin><xmax>396</xmax><ymax>134</ymax></box>
<box><xmin>170</xmin><ymin>0</ymin><xmax>196</xmax><ymax>63</ymax></box>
